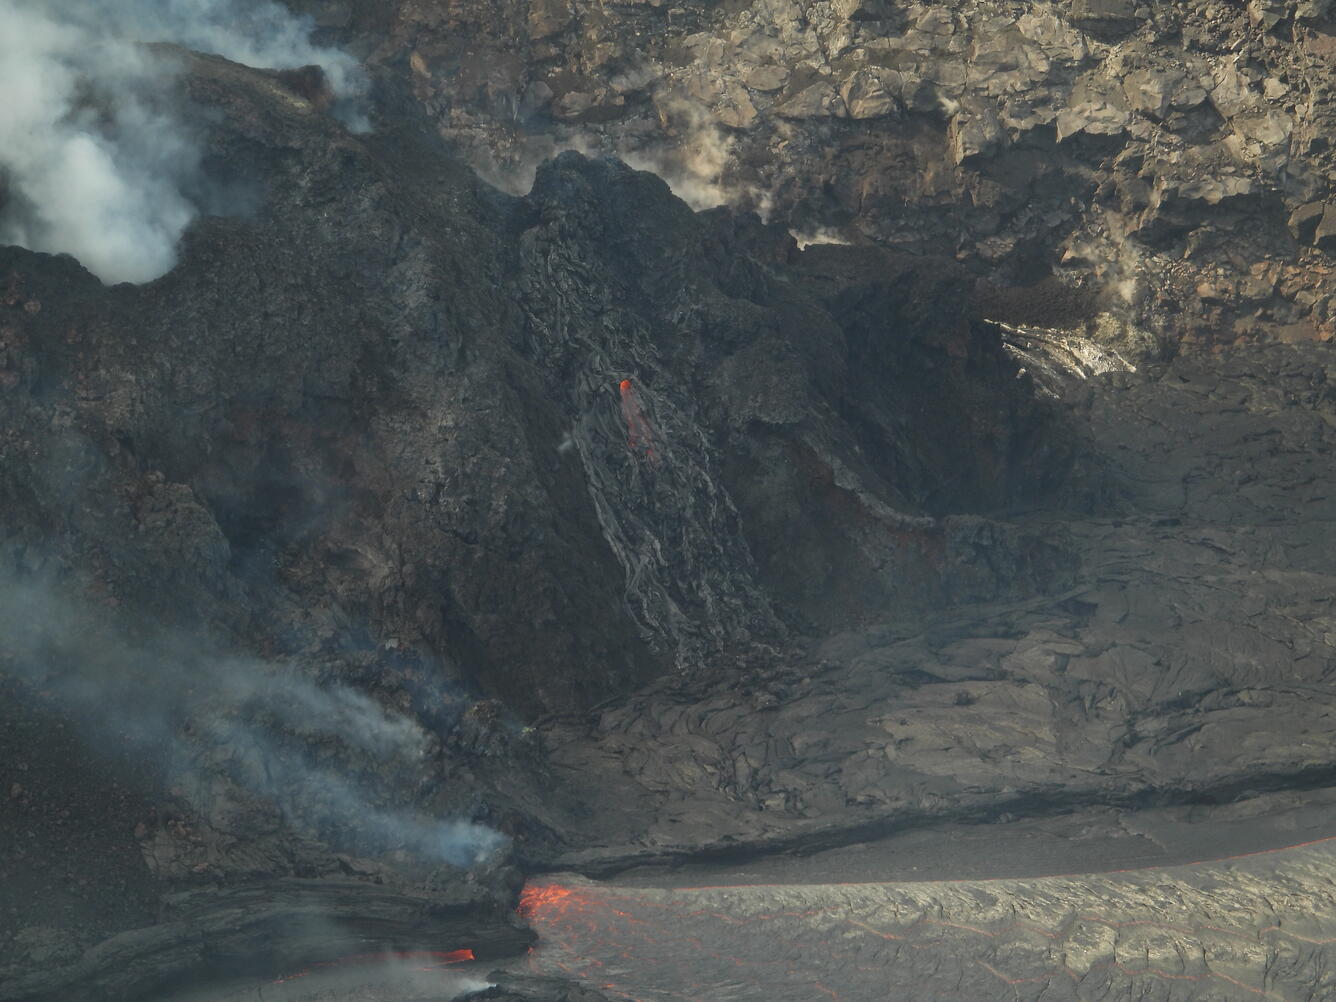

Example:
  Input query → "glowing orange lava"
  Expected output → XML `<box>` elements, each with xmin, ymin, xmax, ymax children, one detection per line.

<box><xmin>519</xmin><ymin>882</ymin><xmax>581</xmax><ymax>919</ymax></box>
<box><xmin>436</xmin><ymin>948</ymin><xmax>477</xmax><ymax>964</ymax></box>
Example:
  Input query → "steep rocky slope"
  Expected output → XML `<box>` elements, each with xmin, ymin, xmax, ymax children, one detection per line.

<box><xmin>303</xmin><ymin>0</ymin><xmax>1336</xmax><ymax>350</ymax></box>
<box><xmin>0</xmin><ymin>48</ymin><xmax>1065</xmax><ymax>999</ymax></box>
<box><xmin>0</xmin><ymin>51</ymin><xmax>1056</xmax><ymax>718</ymax></box>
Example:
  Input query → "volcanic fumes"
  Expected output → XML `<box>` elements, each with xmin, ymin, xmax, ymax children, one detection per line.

<box><xmin>0</xmin><ymin>0</ymin><xmax>366</xmax><ymax>285</ymax></box>
<box><xmin>270</xmin><ymin>949</ymin><xmax>478</xmax><ymax>987</ymax></box>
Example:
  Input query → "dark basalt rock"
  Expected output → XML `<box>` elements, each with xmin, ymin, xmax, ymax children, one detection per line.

<box><xmin>0</xmin><ymin>53</ymin><xmax>1060</xmax><ymax>717</ymax></box>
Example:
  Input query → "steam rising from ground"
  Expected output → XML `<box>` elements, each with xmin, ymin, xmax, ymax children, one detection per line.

<box><xmin>0</xmin><ymin>574</ymin><xmax>506</xmax><ymax>867</ymax></box>
<box><xmin>790</xmin><ymin>227</ymin><xmax>852</xmax><ymax>250</ymax></box>
<box><xmin>624</xmin><ymin>96</ymin><xmax>772</xmax><ymax>216</ymax></box>
<box><xmin>161</xmin><ymin>952</ymin><xmax>492</xmax><ymax>1002</ymax></box>
<box><xmin>0</xmin><ymin>0</ymin><xmax>366</xmax><ymax>285</ymax></box>
<box><xmin>471</xmin><ymin>95</ymin><xmax>775</xmax><ymax>216</ymax></box>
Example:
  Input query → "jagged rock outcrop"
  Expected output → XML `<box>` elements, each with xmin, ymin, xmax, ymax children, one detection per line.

<box><xmin>304</xmin><ymin>0</ymin><xmax>1336</xmax><ymax>350</ymax></box>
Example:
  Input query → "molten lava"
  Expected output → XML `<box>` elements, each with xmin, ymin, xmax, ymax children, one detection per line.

<box><xmin>519</xmin><ymin>882</ymin><xmax>580</xmax><ymax>918</ymax></box>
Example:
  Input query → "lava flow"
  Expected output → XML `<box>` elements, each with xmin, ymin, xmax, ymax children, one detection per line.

<box><xmin>518</xmin><ymin>879</ymin><xmax>864</xmax><ymax>1002</ymax></box>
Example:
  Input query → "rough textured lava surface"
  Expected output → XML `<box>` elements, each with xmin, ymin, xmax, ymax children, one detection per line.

<box><xmin>5</xmin><ymin>3</ymin><xmax>1336</xmax><ymax>1002</ymax></box>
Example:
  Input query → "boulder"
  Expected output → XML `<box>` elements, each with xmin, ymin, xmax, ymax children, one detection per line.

<box><xmin>1070</xmin><ymin>0</ymin><xmax>1140</xmax><ymax>38</ymax></box>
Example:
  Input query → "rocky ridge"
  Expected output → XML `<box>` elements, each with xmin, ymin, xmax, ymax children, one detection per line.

<box><xmin>304</xmin><ymin>0</ymin><xmax>1336</xmax><ymax>350</ymax></box>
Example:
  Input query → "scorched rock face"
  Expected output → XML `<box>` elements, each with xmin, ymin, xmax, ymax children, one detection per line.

<box><xmin>0</xmin><ymin>52</ymin><xmax>1062</xmax><ymax>720</ymax></box>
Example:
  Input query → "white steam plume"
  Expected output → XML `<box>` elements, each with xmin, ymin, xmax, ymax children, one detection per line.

<box><xmin>789</xmin><ymin>226</ymin><xmax>852</xmax><ymax>250</ymax></box>
<box><xmin>0</xmin><ymin>0</ymin><xmax>366</xmax><ymax>286</ymax></box>
<box><xmin>622</xmin><ymin>96</ymin><xmax>773</xmax><ymax>217</ymax></box>
<box><xmin>0</xmin><ymin>573</ymin><xmax>507</xmax><ymax>868</ymax></box>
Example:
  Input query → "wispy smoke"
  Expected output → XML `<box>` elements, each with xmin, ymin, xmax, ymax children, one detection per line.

<box><xmin>64</xmin><ymin>0</ymin><xmax>367</xmax><ymax>100</ymax></box>
<box><xmin>0</xmin><ymin>573</ymin><xmax>506</xmax><ymax>867</ymax></box>
<box><xmin>268</xmin><ymin>947</ymin><xmax>494</xmax><ymax>1000</ymax></box>
<box><xmin>789</xmin><ymin>227</ymin><xmax>852</xmax><ymax>250</ymax></box>
<box><xmin>461</xmin><ymin>90</ymin><xmax>778</xmax><ymax>218</ymax></box>
<box><xmin>0</xmin><ymin>0</ymin><xmax>366</xmax><ymax>285</ymax></box>
<box><xmin>623</xmin><ymin>96</ymin><xmax>772</xmax><ymax>217</ymax></box>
